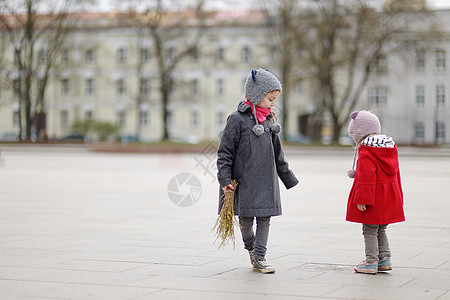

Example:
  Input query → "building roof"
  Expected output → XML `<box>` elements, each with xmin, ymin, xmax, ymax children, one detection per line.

<box><xmin>0</xmin><ymin>9</ymin><xmax>268</xmax><ymax>31</ymax></box>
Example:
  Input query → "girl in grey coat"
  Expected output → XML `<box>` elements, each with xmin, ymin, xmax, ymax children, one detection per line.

<box><xmin>217</xmin><ymin>68</ymin><xmax>299</xmax><ymax>273</ymax></box>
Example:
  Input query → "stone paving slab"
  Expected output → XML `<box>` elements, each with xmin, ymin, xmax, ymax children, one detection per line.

<box><xmin>130</xmin><ymin>274</ymin><xmax>344</xmax><ymax>297</ymax></box>
<box><xmin>0</xmin><ymin>148</ymin><xmax>449</xmax><ymax>299</ymax></box>
<box><xmin>134</xmin><ymin>289</ymin><xmax>344</xmax><ymax>300</ymax></box>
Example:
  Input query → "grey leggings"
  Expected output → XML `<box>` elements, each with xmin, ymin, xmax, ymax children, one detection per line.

<box><xmin>239</xmin><ymin>216</ymin><xmax>271</xmax><ymax>257</ymax></box>
<box><xmin>363</xmin><ymin>224</ymin><xmax>391</xmax><ymax>263</ymax></box>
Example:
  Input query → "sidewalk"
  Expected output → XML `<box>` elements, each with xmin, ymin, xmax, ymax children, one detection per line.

<box><xmin>2</xmin><ymin>142</ymin><xmax>450</xmax><ymax>156</ymax></box>
<box><xmin>0</xmin><ymin>149</ymin><xmax>448</xmax><ymax>299</ymax></box>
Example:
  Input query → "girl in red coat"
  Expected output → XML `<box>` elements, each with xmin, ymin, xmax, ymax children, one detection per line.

<box><xmin>346</xmin><ymin>110</ymin><xmax>405</xmax><ymax>274</ymax></box>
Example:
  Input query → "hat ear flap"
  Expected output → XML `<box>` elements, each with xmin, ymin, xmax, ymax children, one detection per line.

<box><xmin>350</xmin><ymin>111</ymin><xmax>359</xmax><ymax>120</ymax></box>
<box><xmin>251</xmin><ymin>69</ymin><xmax>257</xmax><ymax>82</ymax></box>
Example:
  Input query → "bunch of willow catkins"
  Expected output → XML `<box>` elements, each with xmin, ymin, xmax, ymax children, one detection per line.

<box><xmin>213</xmin><ymin>180</ymin><xmax>239</xmax><ymax>248</ymax></box>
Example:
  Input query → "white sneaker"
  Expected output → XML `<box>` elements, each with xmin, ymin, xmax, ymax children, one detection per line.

<box><xmin>248</xmin><ymin>249</ymin><xmax>256</xmax><ymax>266</ymax></box>
<box><xmin>253</xmin><ymin>256</ymin><xmax>276</xmax><ymax>273</ymax></box>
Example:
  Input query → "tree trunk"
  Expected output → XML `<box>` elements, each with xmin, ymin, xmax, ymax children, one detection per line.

<box><xmin>161</xmin><ymin>93</ymin><xmax>169</xmax><ymax>141</ymax></box>
<box><xmin>25</xmin><ymin>94</ymin><xmax>32</xmax><ymax>141</ymax></box>
<box><xmin>136</xmin><ymin>104</ymin><xmax>142</xmax><ymax>140</ymax></box>
<box><xmin>281</xmin><ymin>67</ymin><xmax>289</xmax><ymax>141</ymax></box>
<box><xmin>311</xmin><ymin>109</ymin><xmax>323</xmax><ymax>143</ymax></box>
<box><xmin>332</xmin><ymin>119</ymin><xmax>342</xmax><ymax>145</ymax></box>
<box><xmin>161</xmin><ymin>73</ymin><xmax>170</xmax><ymax>141</ymax></box>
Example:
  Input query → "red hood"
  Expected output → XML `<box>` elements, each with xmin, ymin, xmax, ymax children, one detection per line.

<box><xmin>360</xmin><ymin>145</ymin><xmax>399</xmax><ymax>176</ymax></box>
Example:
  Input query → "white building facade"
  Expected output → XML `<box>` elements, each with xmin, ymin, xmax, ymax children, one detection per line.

<box><xmin>0</xmin><ymin>9</ymin><xmax>449</xmax><ymax>145</ymax></box>
<box><xmin>361</xmin><ymin>9</ymin><xmax>450</xmax><ymax>145</ymax></box>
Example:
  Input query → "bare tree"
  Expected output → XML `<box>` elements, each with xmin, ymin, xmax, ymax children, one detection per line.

<box><xmin>0</xmin><ymin>0</ymin><xmax>89</xmax><ymax>141</ymax></box>
<box><xmin>265</xmin><ymin>0</ymin><xmax>439</xmax><ymax>144</ymax></box>
<box><xmin>263</xmin><ymin>0</ymin><xmax>302</xmax><ymax>141</ymax></box>
<box><xmin>124</xmin><ymin>0</ymin><xmax>206</xmax><ymax>141</ymax></box>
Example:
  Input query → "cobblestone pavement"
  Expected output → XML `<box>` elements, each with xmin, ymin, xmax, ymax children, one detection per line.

<box><xmin>0</xmin><ymin>146</ymin><xmax>449</xmax><ymax>300</ymax></box>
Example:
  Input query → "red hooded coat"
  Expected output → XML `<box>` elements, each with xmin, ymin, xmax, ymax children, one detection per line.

<box><xmin>346</xmin><ymin>145</ymin><xmax>405</xmax><ymax>224</ymax></box>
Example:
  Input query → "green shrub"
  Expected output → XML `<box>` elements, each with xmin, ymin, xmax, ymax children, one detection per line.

<box><xmin>71</xmin><ymin>120</ymin><xmax>119</xmax><ymax>142</ymax></box>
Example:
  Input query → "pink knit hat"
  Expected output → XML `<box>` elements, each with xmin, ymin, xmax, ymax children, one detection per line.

<box><xmin>347</xmin><ymin>110</ymin><xmax>381</xmax><ymax>178</ymax></box>
<box><xmin>348</xmin><ymin>110</ymin><xmax>381</xmax><ymax>144</ymax></box>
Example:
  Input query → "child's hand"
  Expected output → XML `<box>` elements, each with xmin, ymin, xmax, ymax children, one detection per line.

<box><xmin>357</xmin><ymin>204</ymin><xmax>367</xmax><ymax>211</ymax></box>
<box><xmin>222</xmin><ymin>184</ymin><xmax>234</xmax><ymax>194</ymax></box>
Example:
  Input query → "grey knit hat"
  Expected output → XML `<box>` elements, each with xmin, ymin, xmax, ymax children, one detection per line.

<box><xmin>347</xmin><ymin>110</ymin><xmax>381</xmax><ymax>178</ymax></box>
<box><xmin>244</xmin><ymin>68</ymin><xmax>282</xmax><ymax>105</ymax></box>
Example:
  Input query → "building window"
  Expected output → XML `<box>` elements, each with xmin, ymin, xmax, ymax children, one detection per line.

<box><xmin>13</xmin><ymin>49</ymin><xmax>20</xmax><ymax>65</ymax></box>
<box><xmin>167</xmin><ymin>47</ymin><xmax>175</xmax><ymax>62</ymax></box>
<box><xmin>61</xmin><ymin>49</ymin><xmax>69</xmax><ymax>64</ymax></box>
<box><xmin>241</xmin><ymin>46</ymin><xmax>251</xmax><ymax>63</ymax></box>
<box><xmin>368</xmin><ymin>87</ymin><xmax>387</xmax><ymax>106</ymax></box>
<box><xmin>61</xmin><ymin>79</ymin><xmax>69</xmax><ymax>96</ymax></box>
<box><xmin>13</xmin><ymin>78</ymin><xmax>20</xmax><ymax>93</ymax></box>
<box><xmin>86</xmin><ymin>49</ymin><xmax>95</xmax><ymax>64</ymax></box>
<box><xmin>436</xmin><ymin>85</ymin><xmax>445</xmax><ymax>106</ymax></box>
<box><xmin>216</xmin><ymin>47</ymin><xmax>225</xmax><ymax>62</ymax></box>
<box><xmin>375</xmin><ymin>55</ymin><xmax>387</xmax><ymax>73</ymax></box>
<box><xmin>416</xmin><ymin>49</ymin><xmax>425</xmax><ymax>71</ymax></box>
<box><xmin>415</xmin><ymin>123</ymin><xmax>425</xmax><ymax>142</ymax></box>
<box><xmin>140</xmin><ymin>48</ymin><xmax>150</xmax><ymax>63</ymax></box>
<box><xmin>415</xmin><ymin>85</ymin><xmax>424</xmax><ymax>107</ymax></box>
<box><xmin>191</xmin><ymin>110</ymin><xmax>199</xmax><ymax>129</ymax></box>
<box><xmin>117</xmin><ymin>48</ymin><xmax>126</xmax><ymax>64</ymax></box>
<box><xmin>191</xmin><ymin>47</ymin><xmax>198</xmax><ymax>63</ymax></box>
<box><xmin>85</xmin><ymin>110</ymin><xmax>93</xmax><ymax>121</ymax></box>
<box><xmin>116</xmin><ymin>78</ymin><xmax>126</xmax><ymax>96</ymax></box>
<box><xmin>217</xmin><ymin>110</ymin><xmax>225</xmax><ymax>127</ymax></box>
<box><xmin>435</xmin><ymin>121</ymin><xmax>445</xmax><ymax>143</ymax></box>
<box><xmin>85</xmin><ymin>78</ymin><xmax>94</xmax><ymax>96</ymax></box>
<box><xmin>436</xmin><ymin>50</ymin><xmax>446</xmax><ymax>72</ymax></box>
<box><xmin>140</xmin><ymin>78</ymin><xmax>149</xmax><ymax>97</ymax></box>
<box><xmin>140</xmin><ymin>110</ymin><xmax>148</xmax><ymax>127</ymax></box>
<box><xmin>296</xmin><ymin>82</ymin><xmax>303</xmax><ymax>95</ymax></box>
<box><xmin>60</xmin><ymin>110</ymin><xmax>69</xmax><ymax>128</ymax></box>
<box><xmin>167</xmin><ymin>111</ymin><xmax>173</xmax><ymax>129</ymax></box>
<box><xmin>216</xmin><ymin>78</ymin><xmax>225</xmax><ymax>96</ymax></box>
<box><xmin>117</xmin><ymin>111</ymin><xmax>126</xmax><ymax>128</ymax></box>
<box><xmin>13</xmin><ymin>111</ymin><xmax>20</xmax><ymax>127</ymax></box>
<box><xmin>38</xmin><ymin>49</ymin><xmax>46</xmax><ymax>64</ymax></box>
<box><xmin>38</xmin><ymin>79</ymin><xmax>45</xmax><ymax>91</ymax></box>
<box><xmin>192</xmin><ymin>78</ymin><xmax>199</xmax><ymax>96</ymax></box>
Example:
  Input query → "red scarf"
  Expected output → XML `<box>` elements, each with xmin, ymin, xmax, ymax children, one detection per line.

<box><xmin>245</xmin><ymin>101</ymin><xmax>271</xmax><ymax>123</ymax></box>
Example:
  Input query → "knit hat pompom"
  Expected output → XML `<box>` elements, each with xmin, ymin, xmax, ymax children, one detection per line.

<box><xmin>347</xmin><ymin>169</ymin><xmax>356</xmax><ymax>178</ymax></box>
<box><xmin>244</xmin><ymin>68</ymin><xmax>282</xmax><ymax>105</ymax></box>
<box><xmin>252</xmin><ymin>124</ymin><xmax>264</xmax><ymax>136</ymax></box>
<box><xmin>348</xmin><ymin>110</ymin><xmax>381</xmax><ymax>144</ymax></box>
<box><xmin>270</xmin><ymin>123</ymin><xmax>281</xmax><ymax>135</ymax></box>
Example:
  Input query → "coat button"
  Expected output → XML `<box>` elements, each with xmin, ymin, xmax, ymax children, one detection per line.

<box><xmin>250</xmin><ymin>116</ymin><xmax>254</xmax><ymax>120</ymax></box>
<box><xmin>264</xmin><ymin>127</ymin><xmax>270</xmax><ymax>133</ymax></box>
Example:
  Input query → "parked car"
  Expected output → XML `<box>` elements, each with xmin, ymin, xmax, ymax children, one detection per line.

<box><xmin>286</xmin><ymin>133</ymin><xmax>311</xmax><ymax>145</ymax></box>
<box><xmin>58</xmin><ymin>134</ymin><xmax>86</xmax><ymax>143</ymax></box>
<box><xmin>169</xmin><ymin>134</ymin><xmax>200</xmax><ymax>144</ymax></box>
<box><xmin>0</xmin><ymin>130</ymin><xmax>20</xmax><ymax>142</ymax></box>
<box><xmin>119</xmin><ymin>135</ymin><xmax>154</xmax><ymax>144</ymax></box>
<box><xmin>119</xmin><ymin>134</ymin><xmax>138</xmax><ymax>143</ymax></box>
<box><xmin>339</xmin><ymin>134</ymin><xmax>354</xmax><ymax>145</ymax></box>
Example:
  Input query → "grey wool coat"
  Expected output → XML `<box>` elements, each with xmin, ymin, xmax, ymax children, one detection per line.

<box><xmin>217</xmin><ymin>101</ymin><xmax>299</xmax><ymax>217</ymax></box>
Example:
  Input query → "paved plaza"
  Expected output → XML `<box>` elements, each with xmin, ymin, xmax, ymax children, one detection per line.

<box><xmin>0</xmin><ymin>145</ymin><xmax>449</xmax><ymax>300</ymax></box>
